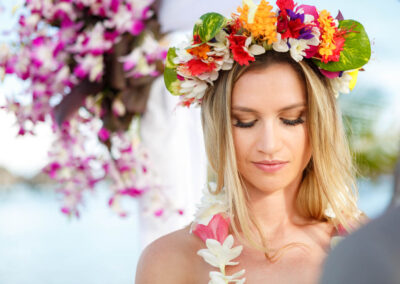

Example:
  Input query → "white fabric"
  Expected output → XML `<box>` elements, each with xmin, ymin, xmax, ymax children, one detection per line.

<box><xmin>138</xmin><ymin>0</ymin><xmax>243</xmax><ymax>250</ymax></box>
<box><xmin>138</xmin><ymin>75</ymin><xmax>207</xmax><ymax>249</ymax></box>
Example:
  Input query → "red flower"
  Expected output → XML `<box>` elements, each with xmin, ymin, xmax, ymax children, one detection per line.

<box><xmin>277</xmin><ymin>16</ymin><xmax>307</xmax><ymax>39</ymax></box>
<box><xmin>228</xmin><ymin>34</ymin><xmax>255</xmax><ymax>66</ymax></box>
<box><xmin>277</xmin><ymin>0</ymin><xmax>296</xmax><ymax>11</ymax></box>
<box><xmin>186</xmin><ymin>59</ymin><xmax>216</xmax><ymax>76</ymax></box>
<box><xmin>329</xmin><ymin>35</ymin><xmax>345</xmax><ymax>62</ymax></box>
<box><xmin>192</xmin><ymin>34</ymin><xmax>202</xmax><ymax>45</ymax></box>
<box><xmin>180</xmin><ymin>98</ymin><xmax>195</xmax><ymax>107</ymax></box>
<box><xmin>193</xmin><ymin>213</ymin><xmax>230</xmax><ymax>244</ymax></box>
<box><xmin>229</xmin><ymin>18</ymin><xmax>242</xmax><ymax>35</ymax></box>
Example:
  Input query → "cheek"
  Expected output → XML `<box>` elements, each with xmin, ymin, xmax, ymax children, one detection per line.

<box><xmin>232</xmin><ymin>128</ymin><xmax>253</xmax><ymax>165</ymax></box>
<box><xmin>287</xmin><ymin>124</ymin><xmax>311</xmax><ymax>165</ymax></box>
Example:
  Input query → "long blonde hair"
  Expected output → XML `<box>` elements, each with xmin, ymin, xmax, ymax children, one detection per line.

<box><xmin>201</xmin><ymin>51</ymin><xmax>361</xmax><ymax>258</ymax></box>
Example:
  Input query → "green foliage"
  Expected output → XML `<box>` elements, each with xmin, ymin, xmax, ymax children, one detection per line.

<box><xmin>193</xmin><ymin>13</ymin><xmax>227</xmax><ymax>42</ymax></box>
<box><xmin>313</xmin><ymin>20</ymin><xmax>371</xmax><ymax>72</ymax></box>
<box><xmin>340</xmin><ymin>88</ymin><xmax>399</xmax><ymax>179</ymax></box>
<box><xmin>164</xmin><ymin>47</ymin><xmax>180</xmax><ymax>96</ymax></box>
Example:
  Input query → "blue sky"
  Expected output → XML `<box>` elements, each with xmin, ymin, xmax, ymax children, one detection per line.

<box><xmin>0</xmin><ymin>0</ymin><xmax>399</xmax><ymax>177</ymax></box>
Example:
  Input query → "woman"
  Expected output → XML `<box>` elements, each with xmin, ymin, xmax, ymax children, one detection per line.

<box><xmin>136</xmin><ymin>0</ymin><xmax>371</xmax><ymax>283</ymax></box>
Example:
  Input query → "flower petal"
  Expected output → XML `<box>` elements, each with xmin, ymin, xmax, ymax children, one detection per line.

<box><xmin>249</xmin><ymin>44</ymin><xmax>265</xmax><ymax>56</ymax></box>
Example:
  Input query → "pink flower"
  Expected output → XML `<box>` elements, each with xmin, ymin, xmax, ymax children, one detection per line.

<box><xmin>193</xmin><ymin>213</ymin><xmax>230</xmax><ymax>244</ymax></box>
<box><xmin>154</xmin><ymin>209</ymin><xmax>164</xmax><ymax>217</ymax></box>
<box><xmin>119</xmin><ymin>187</ymin><xmax>144</xmax><ymax>197</ymax></box>
<box><xmin>98</xmin><ymin>127</ymin><xmax>110</xmax><ymax>141</ymax></box>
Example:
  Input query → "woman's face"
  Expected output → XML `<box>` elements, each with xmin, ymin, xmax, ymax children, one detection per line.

<box><xmin>231</xmin><ymin>62</ymin><xmax>311</xmax><ymax>196</ymax></box>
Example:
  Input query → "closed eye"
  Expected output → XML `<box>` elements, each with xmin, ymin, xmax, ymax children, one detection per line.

<box><xmin>280</xmin><ymin>117</ymin><xmax>305</xmax><ymax>126</ymax></box>
<box><xmin>233</xmin><ymin>119</ymin><xmax>257</xmax><ymax>128</ymax></box>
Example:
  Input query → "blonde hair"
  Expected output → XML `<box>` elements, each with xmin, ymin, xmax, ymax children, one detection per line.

<box><xmin>201</xmin><ymin>51</ymin><xmax>362</xmax><ymax>259</ymax></box>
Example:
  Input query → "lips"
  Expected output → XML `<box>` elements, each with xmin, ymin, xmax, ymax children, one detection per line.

<box><xmin>252</xmin><ymin>160</ymin><xmax>288</xmax><ymax>173</ymax></box>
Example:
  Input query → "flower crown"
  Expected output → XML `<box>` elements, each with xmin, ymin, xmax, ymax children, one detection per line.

<box><xmin>164</xmin><ymin>0</ymin><xmax>371</xmax><ymax>107</ymax></box>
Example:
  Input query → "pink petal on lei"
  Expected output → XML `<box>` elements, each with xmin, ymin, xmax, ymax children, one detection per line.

<box><xmin>298</xmin><ymin>5</ymin><xmax>319</xmax><ymax>24</ymax></box>
<box><xmin>319</xmin><ymin>68</ymin><xmax>341</xmax><ymax>78</ymax></box>
<box><xmin>193</xmin><ymin>213</ymin><xmax>230</xmax><ymax>244</ymax></box>
<box><xmin>337</xmin><ymin>224</ymin><xmax>349</xmax><ymax>236</ymax></box>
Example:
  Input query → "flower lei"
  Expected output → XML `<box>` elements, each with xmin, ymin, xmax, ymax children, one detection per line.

<box><xmin>164</xmin><ymin>0</ymin><xmax>371</xmax><ymax>107</ymax></box>
<box><xmin>191</xmin><ymin>183</ymin><xmax>349</xmax><ymax>283</ymax></box>
<box><xmin>192</xmin><ymin>184</ymin><xmax>246</xmax><ymax>283</ymax></box>
<box><xmin>0</xmin><ymin>0</ymin><xmax>183</xmax><ymax>219</ymax></box>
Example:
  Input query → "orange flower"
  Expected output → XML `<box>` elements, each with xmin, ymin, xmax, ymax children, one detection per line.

<box><xmin>237</xmin><ymin>0</ymin><xmax>277</xmax><ymax>44</ymax></box>
<box><xmin>188</xmin><ymin>42</ymin><xmax>211</xmax><ymax>60</ymax></box>
<box><xmin>318</xmin><ymin>10</ymin><xmax>343</xmax><ymax>63</ymax></box>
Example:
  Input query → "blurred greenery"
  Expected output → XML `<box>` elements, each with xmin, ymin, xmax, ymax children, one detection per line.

<box><xmin>340</xmin><ymin>87</ymin><xmax>400</xmax><ymax>179</ymax></box>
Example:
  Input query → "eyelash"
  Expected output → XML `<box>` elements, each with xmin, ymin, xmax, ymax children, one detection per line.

<box><xmin>233</xmin><ymin>117</ymin><xmax>305</xmax><ymax>128</ymax></box>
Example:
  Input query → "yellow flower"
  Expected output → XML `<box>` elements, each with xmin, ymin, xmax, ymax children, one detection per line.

<box><xmin>318</xmin><ymin>10</ymin><xmax>338</xmax><ymax>61</ymax></box>
<box><xmin>237</xmin><ymin>0</ymin><xmax>277</xmax><ymax>44</ymax></box>
<box><xmin>348</xmin><ymin>69</ymin><xmax>359</xmax><ymax>91</ymax></box>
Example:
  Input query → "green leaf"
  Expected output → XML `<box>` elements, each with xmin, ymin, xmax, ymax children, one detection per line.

<box><xmin>163</xmin><ymin>47</ymin><xmax>181</xmax><ymax>96</ymax></box>
<box><xmin>165</xmin><ymin>47</ymin><xmax>177</xmax><ymax>69</ymax></box>
<box><xmin>313</xmin><ymin>20</ymin><xmax>371</xmax><ymax>72</ymax></box>
<box><xmin>193</xmin><ymin>12</ymin><xmax>227</xmax><ymax>42</ymax></box>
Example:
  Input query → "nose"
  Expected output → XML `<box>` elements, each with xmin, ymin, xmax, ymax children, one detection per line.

<box><xmin>256</xmin><ymin>119</ymin><xmax>283</xmax><ymax>155</ymax></box>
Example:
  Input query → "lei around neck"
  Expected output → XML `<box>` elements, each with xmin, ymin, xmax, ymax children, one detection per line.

<box><xmin>164</xmin><ymin>0</ymin><xmax>371</xmax><ymax>107</ymax></box>
<box><xmin>191</xmin><ymin>183</ymin><xmax>348</xmax><ymax>284</ymax></box>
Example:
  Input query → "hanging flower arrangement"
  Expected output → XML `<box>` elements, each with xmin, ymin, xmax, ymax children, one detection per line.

<box><xmin>0</xmin><ymin>0</ymin><xmax>180</xmax><ymax>219</ymax></box>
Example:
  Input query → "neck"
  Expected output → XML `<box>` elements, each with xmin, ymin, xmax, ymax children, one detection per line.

<box><xmin>245</xmin><ymin>175</ymin><xmax>306</xmax><ymax>237</ymax></box>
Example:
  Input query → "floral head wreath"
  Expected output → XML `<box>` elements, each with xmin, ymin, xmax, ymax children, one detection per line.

<box><xmin>164</xmin><ymin>0</ymin><xmax>371</xmax><ymax>107</ymax></box>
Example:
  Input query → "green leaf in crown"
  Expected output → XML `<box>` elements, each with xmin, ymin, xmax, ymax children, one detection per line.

<box><xmin>193</xmin><ymin>12</ymin><xmax>228</xmax><ymax>42</ymax></box>
<box><xmin>313</xmin><ymin>20</ymin><xmax>371</xmax><ymax>72</ymax></box>
<box><xmin>164</xmin><ymin>47</ymin><xmax>181</xmax><ymax>96</ymax></box>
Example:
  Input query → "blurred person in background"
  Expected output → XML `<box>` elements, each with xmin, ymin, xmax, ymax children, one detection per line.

<box><xmin>320</xmin><ymin>154</ymin><xmax>400</xmax><ymax>284</ymax></box>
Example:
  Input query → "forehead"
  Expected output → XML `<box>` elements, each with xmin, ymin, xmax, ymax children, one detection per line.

<box><xmin>232</xmin><ymin>63</ymin><xmax>306</xmax><ymax>111</ymax></box>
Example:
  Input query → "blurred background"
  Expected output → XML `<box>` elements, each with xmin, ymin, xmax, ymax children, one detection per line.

<box><xmin>0</xmin><ymin>0</ymin><xmax>399</xmax><ymax>283</ymax></box>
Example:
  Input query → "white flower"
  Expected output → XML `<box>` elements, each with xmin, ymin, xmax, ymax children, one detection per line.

<box><xmin>209</xmin><ymin>270</ymin><xmax>246</xmax><ymax>284</ymax></box>
<box><xmin>74</xmin><ymin>54</ymin><xmax>104</xmax><ymax>82</ymax></box>
<box><xmin>173</xmin><ymin>38</ymin><xmax>194</xmax><ymax>65</ymax></box>
<box><xmin>208</xmin><ymin>30</ymin><xmax>234</xmax><ymax>71</ymax></box>
<box><xmin>25</xmin><ymin>14</ymin><xmax>41</xmax><ymax>30</ymax></box>
<box><xmin>248</xmin><ymin>44</ymin><xmax>265</xmax><ymax>56</ymax></box>
<box><xmin>0</xmin><ymin>43</ymin><xmax>11</xmax><ymax>64</ymax></box>
<box><xmin>272</xmin><ymin>33</ymin><xmax>289</xmax><ymax>53</ymax></box>
<box><xmin>85</xmin><ymin>22</ymin><xmax>114</xmax><ymax>52</ymax></box>
<box><xmin>243</xmin><ymin>37</ymin><xmax>265</xmax><ymax>58</ymax></box>
<box><xmin>198</xmin><ymin>70</ymin><xmax>219</xmax><ymax>82</ymax></box>
<box><xmin>141</xmin><ymin>33</ymin><xmax>161</xmax><ymax>54</ymax></box>
<box><xmin>331</xmin><ymin>71</ymin><xmax>352</xmax><ymax>97</ymax></box>
<box><xmin>193</xmin><ymin>183</ymin><xmax>229</xmax><ymax>227</ymax></box>
<box><xmin>112</xmin><ymin>98</ymin><xmax>126</xmax><ymax>116</ymax></box>
<box><xmin>288</xmin><ymin>38</ymin><xmax>309</xmax><ymax>62</ymax></box>
<box><xmin>198</xmin><ymin>235</ymin><xmax>243</xmax><ymax>269</ymax></box>
<box><xmin>324</xmin><ymin>205</ymin><xmax>336</xmax><ymax>218</ymax></box>
<box><xmin>179</xmin><ymin>78</ymin><xmax>208</xmax><ymax>100</ymax></box>
<box><xmin>306</xmin><ymin>26</ymin><xmax>321</xmax><ymax>47</ymax></box>
<box><xmin>243</xmin><ymin>0</ymin><xmax>258</xmax><ymax>24</ymax></box>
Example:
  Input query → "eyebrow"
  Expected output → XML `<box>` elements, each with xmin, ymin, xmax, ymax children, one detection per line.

<box><xmin>232</xmin><ymin>103</ymin><xmax>306</xmax><ymax>113</ymax></box>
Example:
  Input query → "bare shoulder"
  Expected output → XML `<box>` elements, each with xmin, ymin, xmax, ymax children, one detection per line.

<box><xmin>301</xmin><ymin>220</ymin><xmax>336</xmax><ymax>251</ymax></box>
<box><xmin>135</xmin><ymin>226</ymin><xmax>205</xmax><ymax>284</ymax></box>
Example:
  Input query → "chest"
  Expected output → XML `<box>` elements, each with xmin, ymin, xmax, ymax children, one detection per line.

<box><xmin>227</xmin><ymin>249</ymin><xmax>326</xmax><ymax>284</ymax></box>
<box><xmin>191</xmin><ymin>244</ymin><xmax>328</xmax><ymax>284</ymax></box>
